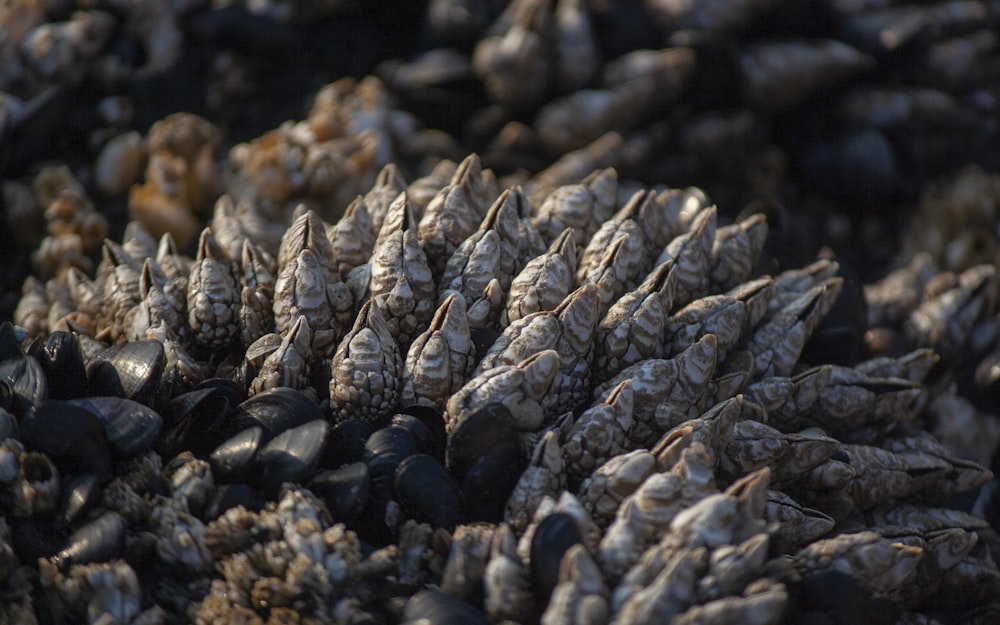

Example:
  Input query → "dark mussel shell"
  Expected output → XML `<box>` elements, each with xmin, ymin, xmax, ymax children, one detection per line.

<box><xmin>323</xmin><ymin>417</ymin><xmax>377</xmax><ymax>469</ymax></box>
<box><xmin>0</xmin><ymin>321</ymin><xmax>23</xmax><ymax>362</ymax></box>
<box><xmin>308</xmin><ymin>462</ymin><xmax>370</xmax><ymax>525</ymax></box>
<box><xmin>254</xmin><ymin>418</ymin><xmax>331</xmax><ymax>497</ymax></box>
<box><xmin>87</xmin><ymin>340</ymin><xmax>166</xmax><ymax>406</ymax></box>
<box><xmin>28</xmin><ymin>331</ymin><xmax>88</xmax><ymax>400</ymax></box>
<box><xmin>20</xmin><ymin>400</ymin><xmax>113</xmax><ymax>483</ymax></box>
<box><xmin>231</xmin><ymin>387</ymin><xmax>322</xmax><ymax>440</ymax></box>
<box><xmin>209</xmin><ymin>425</ymin><xmax>264</xmax><ymax>484</ymax></box>
<box><xmin>50</xmin><ymin>511</ymin><xmax>128</xmax><ymax>570</ymax></box>
<box><xmin>394</xmin><ymin>453</ymin><xmax>466</xmax><ymax>530</ymax></box>
<box><xmin>0</xmin><ymin>354</ymin><xmax>48</xmax><ymax>417</ymax></box>
<box><xmin>446</xmin><ymin>402</ymin><xmax>524</xmax><ymax>521</ymax></box>
<box><xmin>530</xmin><ymin>512</ymin><xmax>584</xmax><ymax>604</ymax></box>
<box><xmin>159</xmin><ymin>385</ymin><xmax>236</xmax><ymax>458</ymax></box>
<box><xmin>70</xmin><ymin>396</ymin><xmax>162</xmax><ymax>457</ymax></box>
<box><xmin>59</xmin><ymin>472</ymin><xmax>101</xmax><ymax>526</ymax></box>
<box><xmin>391</xmin><ymin>406</ymin><xmax>447</xmax><ymax>462</ymax></box>
<box><xmin>469</xmin><ymin>325</ymin><xmax>501</xmax><ymax>362</ymax></box>
<box><xmin>0</xmin><ymin>406</ymin><xmax>14</xmax><ymax>439</ymax></box>
<box><xmin>205</xmin><ymin>483</ymin><xmax>267</xmax><ymax>520</ymax></box>
<box><xmin>402</xmin><ymin>589</ymin><xmax>489</xmax><ymax>625</ymax></box>
<box><xmin>359</xmin><ymin>425</ymin><xmax>419</xmax><ymax>543</ymax></box>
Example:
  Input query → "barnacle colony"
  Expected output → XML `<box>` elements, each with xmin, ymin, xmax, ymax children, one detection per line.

<box><xmin>3</xmin><ymin>133</ymin><xmax>998</xmax><ymax>623</ymax></box>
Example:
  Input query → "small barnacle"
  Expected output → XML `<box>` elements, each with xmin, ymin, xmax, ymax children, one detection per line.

<box><xmin>418</xmin><ymin>153</ymin><xmax>498</xmax><ymax>277</ymax></box>
<box><xmin>532</xmin><ymin>168</ymin><xmax>617</xmax><ymax>248</ymax></box>
<box><xmin>400</xmin><ymin>293</ymin><xmax>477</xmax><ymax>411</ymax></box>
<box><xmin>446</xmin><ymin>349</ymin><xmax>561</xmax><ymax>434</ymax></box>
<box><xmin>654</xmin><ymin>206</ymin><xmax>718</xmax><ymax>308</ymax></box>
<box><xmin>505</xmin><ymin>431</ymin><xmax>565</xmax><ymax>534</ymax></box>
<box><xmin>328</xmin><ymin>299</ymin><xmax>402</xmax><ymax>424</ymax></box>
<box><xmin>186</xmin><ymin>228</ymin><xmax>239</xmax><ymax>349</ymax></box>
<box><xmin>369</xmin><ymin>192</ymin><xmax>436</xmax><ymax>347</ymax></box>
<box><xmin>478</xmin><ymin>284</ymin><xmax>601</xmax><ymax>414</ymax></box>
<box><xmin>562</xmin><ymin>379</ymin><xmax>635</xmax><ymax>489</ymax></box>
<box><xmin>505</xmin><ymin>227</ymin><xmax>578</xmax><ymax>327</ymax></box>
<box><xmin>592</xmin><ymin>259</ymin><xmax>676</xmax><ymax>384</ymax></box>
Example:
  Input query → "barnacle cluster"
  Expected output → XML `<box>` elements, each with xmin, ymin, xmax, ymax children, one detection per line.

<box><xmin>2</xmin><ymin>1</ymin><xmax>1000</xmax><ymax>624</ymax></box>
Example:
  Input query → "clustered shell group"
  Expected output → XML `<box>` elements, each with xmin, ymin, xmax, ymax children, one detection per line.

<box><xmin>3</xmin><ymin>1</ymin><xmax>1000</xmax><ymax>625</ymax></box>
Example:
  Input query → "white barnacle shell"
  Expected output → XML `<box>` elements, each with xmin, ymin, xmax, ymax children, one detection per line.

<box><xmin>328</xmin><ymin>299</ymin><xmax>402</xmax><ymax>424</ymax></box>
<box><xmin>562</xmin><ymin>378</ymin><xmax>635</xmax><ymax>489</ymax></box>
<box><xmin>400</xmin><ymin>293</ymin><xmax>476</xmax><ymax>411</ymax></box>
<box><xmin>274</xmin><ymin>211</ymin><xmax>353</xmax><ymax>356</ymax></box>
<box><xmin>505</xmin><ymin>431</ymin><xmax>565</xmax><ymax>533</ymax></box>
<box><xmin>505</xmin><ymin>227</ymin><xmax>578</xmax><ymax>327</ymax></box>
<box><xmin>596</xmin><ymin>333</ymin><xmax>718</xmax><ymax>447</ymax></box>
<box><xmin>540</xmin><ymin>544</ymin><xmax>610</xmax><ymax>625</ymax></box>
<box><xmin>484</xmin><ymin>523</ymin><xmax>534</xmax><ymax>624</ymax></box>
<box><xmin>369</xmin><ymin>192</ymin><xmax>436</xmax><ymax>348</ymax></box>
<box><xmin>186</xmin><ymin>228</ymin><xmax>240</xmax><ymax>349</ymax></box>
<box><xmin>250</xmin><ymin>315</ymin><xmax>313</xmax><ymax>395</ymax></box>
<box><xmin>593</xmin><ymin>258</ymin><xmax>676</xmax><ymax>385</ymax></box>
<box><xmin>654</xmin><ymin>205</ymin><xmax>718</xmax><ymax>308</ymax></box>
<box><xmin>741</xmin><ymin>277</ymin><xmax>843</xmax><ymax>380</ymax></box>
<box><xmin>708</xmin><ymin>213</ymin><xmax>768</xmax><ymax>293</ymax></box>
<box><xmin>445</xmin><ymin>349</ymin><xmax>561</xmax><ymax>434</ymax></box>
<box><xmin>418</xmin><ymin>153</ymin><xmax>498</xmax><ymax>276</ymax></box>
<box><xmin>577</xmin><ymin>449</ymin><xmax>657</xmax><ymax>529</ymax></box>
<box><xmin>481</xmin><ymin>284</ymin><xmax>601</xmax><ymax>413</ymax></box>
<box><xmin>326</xmin><ymin>195</ymin><xmax>376</xmax><ymax>281</ymax></box>
<box><xmin>794</xmin><ymin>530</ymin><xmax>923</xmax><ymax>596</ymax></box>
<box><xmin>532</xmin><ymin>168</ymin><xmax>617</xmax><ymax>248</ymax></box>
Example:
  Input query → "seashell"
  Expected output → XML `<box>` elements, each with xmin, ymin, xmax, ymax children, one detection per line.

<box><xmin>394</xmin><ymin>453</ymin><xmax>466</xmax><ymax>530</ymax></box>
<box><xmin>254</xmin><ymin>418</ymin><xmax>331</xmax><ymax>497</ymax></box>
<box><xmin>307</xmin><ymin>462</ymin><xmax>370</xmax><ymax>525</ymax></box>
<box><xmin>403</xmin><ymin>588</ymin><xmax>489</xmax><ymax>625</ymax></box>
<box><xmin>20</xmin><ymin>400</ymin><xmax>113</xmax><ymax>483</ymax></box>
<box><xmin>69</xmin><ymin>396</ymin><xmax>162</xmax><ymax>458</ymax></box>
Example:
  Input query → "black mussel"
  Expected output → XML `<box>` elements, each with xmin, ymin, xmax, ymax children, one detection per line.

<box><xmin>195</xmin><ymin>377</ymin><xmax>246</xmax><ymax>408</ymax></box>
<box><xmin>391</xmin><ymin>407</ymin><xmax>447</xmax><ymax>462</ymax></box>
<box><xmin>365</xmin><ymin>426</ymin><xmax>419</xmax><ymax>466</ymax></box>
<box><xmin>205</xmin><ymin>483</ymin><xmax>267</xmax><ymax>520</ymax></box>
<box><xmin>232</xmin><ymin>387</ymin><xmax>321</xmax><ymax>440</ymax></box>
<box><xmin>795</xmin><ymin>569</ymin><xmax>897</xmax><ymax>625</ymax></box>
<box><xmin>0</xmin><ymin>321</ymin><xmax>23</xmax><ymax>361</ymax></box>
<box><xmin>801</xmin><ymin>261</ymin><xmax>868</xmax><ymax>367</ymax></box>
<box><xmin>28</xmin><ymin>331</ymin><xmax>88</xmax><ymax>400</ymax></box>
<box><xmin>210</xmin><ymin>426</ymin><xmax>263</xmax><ymax>483</ymax></box>
<box><xmin>10</xmin><ymin>515</ymin><xmax>65</xmax><ymax>562</ymax></box>
<box><xmin>87</xmin><ymin>340</ymin><xmax>166</xmax><ymax>406</ymax></box>
<box><xmin>21</xmin><ymin>400</ymin><xmax>113</xmax><ymax>483</ymax></box>
<box><xmin>159</xmin><ymin>386</ymin><xmax>235</xmax><ymax>457</ymax></box>
<box><xmin>446</xmin><ymin>402</ymin><xmax>522</xmax><ymax>479</ymax></box>
<box><xmin>447</xmin><ymin>403</ymin><xmax>524</xmax><ymax>522</ymax></box>
<box><xmin>308</xmin><ymin>462</ymin><xmax>370</xmax><ymax>524</ymax></box>
<box><xmin>469</xmin><ymin>325</ymin><xmax>501</xmax><ymax>362</ymax></box>
<box><xmin>70</xmin><ymin>396</ymin><xmax>162</xmax><ymax>457</ymax></box>
<box><xmin>323</xmin><ymin>417</ymin><xmax>377</xmax><ymax>469</ymax></box>
<box><xmin>402</xmin><ymin>589</ymin><xmax>489</xmax><ymax>625</ymax></box>
<box><xmin>51</xmin><ymin>511</ymin><xmax>128</xmax><ymax>570</ymax></box>
<box><xmin>360</xmin><ymin>426</ymin><xmax>418</xmax><ymax>543</ymax></box>
<box><xmin>530</xmin><ymin>512</ymin><xmax>584</xmax><ymax>604</ymax></box>
<box><xmin>461</xmin><ymin>448</ymin><xmax>523</xmax><ymax>523</ymax></box>
<box><xmin>60</xmin><ymin>472</ymin><xmax>101</xmax><ymax>526</ymax></box>
<box><xmin>0</xmin><ymin>406</ymin><xmax>14</xmax><ymax>439</ymax></box>
<box><xmin>254</xmin><ymin>418</ymin><xmax>331</xmax><ymax>497</ymax></box>
<box><xmin>0</xmin><ymin>354</ymin><xmax>48</xmax><ymax>417</ymax></box>
<box><xmin>395</xmin><ymin>453</ymin><xmax>466</xmax><ymax>530</ymax></box>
